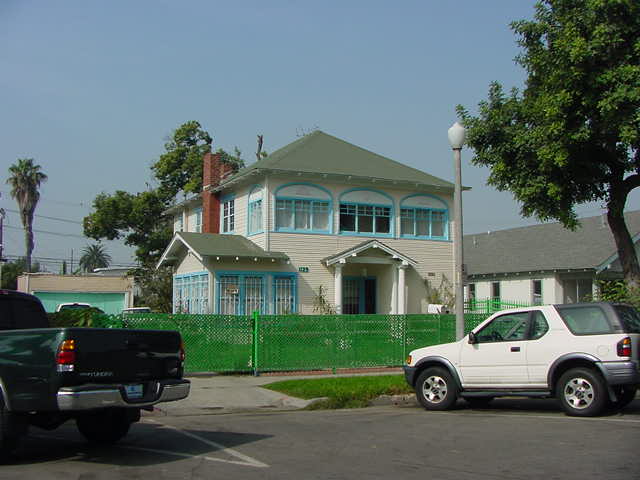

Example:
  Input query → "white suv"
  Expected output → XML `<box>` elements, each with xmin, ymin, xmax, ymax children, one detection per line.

<box><xmin>404</xmin><ymin>302</ymin><xmax>640</xmax><ymax>416</ymax></box>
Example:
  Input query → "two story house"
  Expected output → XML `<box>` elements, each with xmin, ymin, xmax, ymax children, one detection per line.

<box><xmin>157</xmin><ymin>130</ymin><xmax>458</xmax><ymax>315</ymax></box>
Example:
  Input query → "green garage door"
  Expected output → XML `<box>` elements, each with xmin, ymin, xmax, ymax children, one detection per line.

<box><xmin>35</xmin><ymin>292</ymin><xmax>126</xmax><ymax>314</ymax></box>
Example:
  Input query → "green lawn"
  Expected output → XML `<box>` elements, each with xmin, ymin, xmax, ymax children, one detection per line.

<box><xmin>264</xmin><ymin>374</ymin><xmax>414</xmax><ymax>409</ymax></box>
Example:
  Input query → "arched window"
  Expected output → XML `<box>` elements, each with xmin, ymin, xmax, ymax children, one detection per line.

<box><xmin>339</xmin><ymin>188</ymin><xmax>393</xmax><ymax>237</ymax></box>
<box><xmin>274</xmin><ymin>183</ymin><xmax>332</xmax><ymax>234</ymax></box>
<box><xmin>399</xmin><ymin>194</ymin><xmax>449</xmax><ymax>240</ymax></box>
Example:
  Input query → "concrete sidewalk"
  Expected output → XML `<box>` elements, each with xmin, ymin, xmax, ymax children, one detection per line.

<box><xmin>148</xmin><ymin>369</ymin><xmax>409</xmax><ymax>417</ymax></box>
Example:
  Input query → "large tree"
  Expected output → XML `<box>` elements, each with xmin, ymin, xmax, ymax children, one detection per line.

<box><xmin>78</xmin><ymin>243</ymin><xmax>112</xmax><ymax>273</ymax></box>
<box><xmin>83</xmin><ymin>121</ymin><xmax>245</xmax><ymax>311</ymax></box>
<box><xmin>458</xmin><ymin>0</ymin><xmax>640</xmax><ymax>288</ymax></box>
<box><xmin>6</xmin><ymin>158</ymin><xmax>48</xmax><ymax>272</ymax></box>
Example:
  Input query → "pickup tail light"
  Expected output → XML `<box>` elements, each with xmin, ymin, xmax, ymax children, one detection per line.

<box><xmin>56</xmin><ymin>339</ymin><xmax>76</xmax><ymax>372</ymax></box>
<box><xmin>179</xmin><ymin>340</ymin><xmax>185</xmax><ymax>363</ymax></box>
<box><xmin>617</xmin><ymin>337</ymin><xmax>632</xmax><ymax>357</ymax></box>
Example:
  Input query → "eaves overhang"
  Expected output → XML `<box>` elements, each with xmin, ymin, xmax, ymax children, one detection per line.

<box><xmin>206</xmin><ymin>169</ymin><xmax>467</xmax><ymax>194</ymax></box>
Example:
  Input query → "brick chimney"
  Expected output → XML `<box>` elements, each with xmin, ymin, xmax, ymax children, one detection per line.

<box><xmin>202</xmin><ymin>152</ymin><xmax>236</xmax><ymax>234</ymax></box>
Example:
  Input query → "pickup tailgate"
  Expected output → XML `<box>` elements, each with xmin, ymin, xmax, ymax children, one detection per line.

<box><xmin>62</xmin><ymin>327</ymin><xmax>183</xmax><ymax>385</ymax></box>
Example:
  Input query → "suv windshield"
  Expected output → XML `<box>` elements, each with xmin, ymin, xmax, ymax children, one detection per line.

<box><xmin>613</xmin><ymin>305</ymin><xmax>640</xmax><ymax>333</ymax></box>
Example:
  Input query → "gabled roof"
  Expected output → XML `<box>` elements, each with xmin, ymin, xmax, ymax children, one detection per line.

<box><xmin>213</xmin><ymin>130</ymin><xmax>456</xmax><ymax>192</ymax></box>
<box><xmin>323</xmin><ymin>239</ymin><xmax>417</xmax><ymax>267</ymax></box>
<box><xmin>464</xmin><ymin>210</ymin><xmax>640</xmax><ymax>277</ymax></box>
<box><xmin>157</xmin><ymin>232</ymin><xmax>288</xmax><ymax>268</ymax></box>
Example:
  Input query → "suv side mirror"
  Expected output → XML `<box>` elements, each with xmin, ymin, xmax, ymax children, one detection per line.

<box><xmin>468</xmin><ymin>332</ymin><xmax>477</xmax><ymax>344</ymax></box>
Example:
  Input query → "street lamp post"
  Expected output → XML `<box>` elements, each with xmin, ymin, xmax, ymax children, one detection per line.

<box><xmin>448</xmin><ymin>122</ymin><xmax>466</xmax><ymax>341</ymax></box>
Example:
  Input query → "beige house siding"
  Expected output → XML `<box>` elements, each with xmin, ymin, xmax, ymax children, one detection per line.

<box><xmin>18</xmin><ymin>273</ymin><xmax>133</xmax><ymax>294</ymax></box>
<box><xmin>269</xmin><ymin>233</ymin><xmax>453</xmax><ymax>314</ymax></box>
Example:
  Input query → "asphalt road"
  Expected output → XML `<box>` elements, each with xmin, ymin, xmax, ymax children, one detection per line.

<box><xmin>2</xmin><ymin>399</ymin><xmax>639</xmax><ymax>479</ymax></box>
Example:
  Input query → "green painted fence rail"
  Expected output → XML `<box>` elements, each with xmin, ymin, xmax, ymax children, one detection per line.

<box><xmin>77</xmin><ymin>312</ymin><xmax>488</xmax><ymax>374</ymax></box>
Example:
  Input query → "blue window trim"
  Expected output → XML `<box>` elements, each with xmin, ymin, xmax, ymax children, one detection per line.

<box><xmin>399</xmin><ymin>194</ymin><xmax>450</xmax><ymax>241</ymax></box>
<box><xmin>215</xmin><ymin>271</ymin><xmax>265</xmax><ymax>315</ymax></box>
<box><xmin>247</xmin><ymin>185</ymin><xmax>264</xmax><ymax>236</ymax></box>
<box><xmin>273</xmin><ymin>182</ymin><xmax>333</xmax><ymax>234</ymax></box>
<box><xmin>272</xmin><ymin>273</ymin><xmax>297</xmax><ymax>314</ymax></box>
<box><xmin>338</xmin><ymin>188</ymin><xmax>395</xmax><ymax>238</ymax></box>
<box><xmin>220</xmin><ymin>194</ymin><xmax>235</xmax><ymax>234</ymax></box>
<box><xmin>214</xmin><ymin>270</ymin><xmax>298</xmax><ymax>315</ymax></box>
<box><xmin>173</xmin><ymin>271</ymin><xmax>209</xmax><ymax>314</ymax></box>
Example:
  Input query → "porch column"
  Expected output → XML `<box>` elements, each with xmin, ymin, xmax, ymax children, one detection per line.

<box><xmin>397</xmin><ymin>263</ymin><xmax>407</xmax><ymax>315</ymax></box>
<box><xmin>391</xmin><ymin>265</ymin><xmax>398</xmax><ymax>314</ymax></box>
<box><xmin>334</xmin><ymin>262</ymin><xmax>344</xmax><ymax>314</ymax></box>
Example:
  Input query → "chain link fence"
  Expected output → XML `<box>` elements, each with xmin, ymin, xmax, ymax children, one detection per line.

<box><xmin>67</xmin><ymin>312</ymin><xmax>487</xmax><ymax>374</ymax></box>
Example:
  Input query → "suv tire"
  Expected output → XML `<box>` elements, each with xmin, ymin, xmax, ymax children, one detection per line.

<box><xmin>557</xmin><ymin>368</ymin><xmax>607</xmax><ymax>417</ymax></box>
<box><xmin>610</xmin><ymin>386</ymin><xmax>638</xmax><ymax>410</ymax></box>
<box><xmin>415</xmin><ymin>367</ymin><xmax>458</xmax><ymax>411</ymax></box>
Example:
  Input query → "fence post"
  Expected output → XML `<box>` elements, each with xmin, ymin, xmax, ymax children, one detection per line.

<box><xmin>252</xmin><ymin>310</ymin><xmax>260</xmax><ymax>376</ymax></box>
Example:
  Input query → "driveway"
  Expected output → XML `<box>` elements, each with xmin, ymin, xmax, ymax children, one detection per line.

<box><xmin>3</xmin><ymin>399</ymin><xmax>639</xmax><ymax>479</ymax></box>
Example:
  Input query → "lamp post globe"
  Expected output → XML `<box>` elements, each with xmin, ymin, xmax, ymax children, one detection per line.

<box><xmin>448</xmin><ymin>122</ymin><xmax>466</xmax><ymax>149</ymax></box>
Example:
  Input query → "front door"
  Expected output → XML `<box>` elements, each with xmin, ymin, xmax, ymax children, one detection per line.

<box><xmin>343</xmin><ymin>277</ymin><xmax>376</xmax><ymax>314</ymax></box>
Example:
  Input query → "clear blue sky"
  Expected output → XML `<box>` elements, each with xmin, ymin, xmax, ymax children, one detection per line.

<box><xmin>1</xmin><ymin>1</ymin><xmax>638</xmax><ymax>270</ymax></box>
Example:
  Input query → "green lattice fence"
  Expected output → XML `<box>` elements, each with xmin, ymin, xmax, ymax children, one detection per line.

<box><xmin>87</xmin><ymin>312</ymin><xmax>489</xmax><ymax>374</ymax></box>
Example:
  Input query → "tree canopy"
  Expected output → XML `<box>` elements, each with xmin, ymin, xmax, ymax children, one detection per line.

<box><xmin>78</xmin><ymin>243</ymin><xmax>112</xmax><ymax>273</ymax></box>
<box><xmin>458</xmin><ymin>0</ymin><xmax>640</xmax><ymax>288</ymax></box>
<box><xmin>6</xmin><ymin>158</ymin><xmax>47</xmax><ymax>272</ymax></box>
<box><xmin>83</xmin><ymin>121</ymin><xmax>246</xmax><ymax>311</ymax></box>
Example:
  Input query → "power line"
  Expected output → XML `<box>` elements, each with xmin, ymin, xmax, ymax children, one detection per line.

<box><xmin>5</xmin><ymin>224</ymin><xmax>86</xmax><ymax>239</ymax></box>
<box><xmin>4</xmin><ymin>254</ymin><xmax>136</xmax><ymax>268</ymax></box>
<box><xmin>4</xmin><ymin>208</ymin><xmax>83</xmax><ymax>225</ymax></box>
<box><xmin>0</xmin><ymin>191</ymin><xmax>90</xmax><ymax>209</ymax></box>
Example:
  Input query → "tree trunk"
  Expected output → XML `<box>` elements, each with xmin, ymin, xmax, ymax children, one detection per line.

<box><xmin>25</xmin><ymin>225</ymin><xmax>34</xmax><ymax>273</ymax></box>
<box><xmin>607</xmin><ymin>197</ymin><xmax>640</xmax><ymax>291</ymax></box>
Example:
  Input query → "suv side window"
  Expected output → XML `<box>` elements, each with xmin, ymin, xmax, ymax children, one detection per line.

<box><xmin>476</xmin><ymin>312</ymin><xmax>529</xmax><ymax>343</ymax></box>
<box><xmin>557</xmin><ymin>305</ymin><xmax>613</xmax><ymax>335</ymax></box>
<box><xmin>530</xmin><ymin>311</ymin><xmax>549</xmax><ymax>340</ymax></box>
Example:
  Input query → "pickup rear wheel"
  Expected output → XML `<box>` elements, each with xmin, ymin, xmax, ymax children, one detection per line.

<box><xmin>415</xmin><ymin>367</ymin><xmax>458</xmax><ymax>411</ymax></box>
<box><xmin>557</xmin><ymin>368</ymin><xmax>607</xmax><ymax>417</ymax></box>
<box><xmin>0</xmin><ymin>397</ymin><xmax>25</xmax><ymax>460</ymax></box>
<box><xmin>76</xmin><ymin>408</ymin><xmax>132</xmax><ymax>444</ymax></box>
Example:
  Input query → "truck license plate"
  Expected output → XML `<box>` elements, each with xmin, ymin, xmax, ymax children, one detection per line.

<box><xmin>125</xmin><ymin>384</ymin><xmax>143</xmax><ymax>399</ymax></box>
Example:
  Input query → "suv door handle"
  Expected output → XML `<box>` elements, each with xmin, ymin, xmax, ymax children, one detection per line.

<box><xmin>510</xmin><ymin>346</ymin><xmax>521</xmax><ymax>352</ymax></box>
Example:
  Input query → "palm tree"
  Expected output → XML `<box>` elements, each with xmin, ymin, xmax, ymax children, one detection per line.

<box><xmin>6</xmin><ymin>158</ymin><xmax>48</xmax><ymax>272</ymax></box>
<box><xmin>79</xmin><ymin>243</ymin><xmax>112</xmax><ymax>273</ymax></box>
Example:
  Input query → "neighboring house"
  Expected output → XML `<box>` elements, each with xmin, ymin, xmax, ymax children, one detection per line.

<box><xmin>157</xmin><ymin>130</ymin><xmax>459</xmax><ymax>315</ymax></box>
<box><xmin>464</xmin><ymin>210</ymin><xmax>640</xmax><ymax>306</ymax></box>
<box><xmin>17</xmin><ymin>273</ymin><xmax>135</xmax><ymax>314</ymax></box>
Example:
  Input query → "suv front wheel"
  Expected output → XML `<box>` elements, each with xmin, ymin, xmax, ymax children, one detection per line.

<box><xmin>557</xmin><ymin>368</ymin><xmax>607</xmax><ymax>417</ymax></box>
<box><xmin>415</xmin><ymin>367</ymin><xmax>458</xmax><ymax>411</ymax></box>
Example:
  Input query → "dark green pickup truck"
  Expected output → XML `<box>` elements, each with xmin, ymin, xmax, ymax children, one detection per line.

<box><xmin>0</xmin><ymin>290</ymin><xmax>190</xmax><ymax>457</ymax></box>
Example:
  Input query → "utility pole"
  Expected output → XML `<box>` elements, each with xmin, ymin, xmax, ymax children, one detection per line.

<box><xmin>0</xmin><ymin>195</ymin><xmax>6</xmax><ymax>287</ymax></box>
